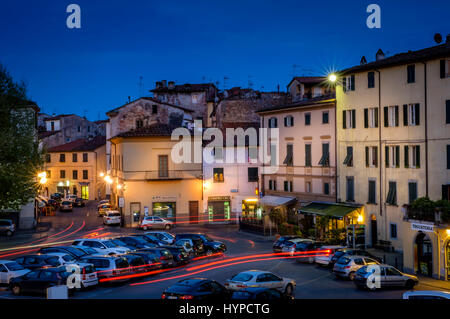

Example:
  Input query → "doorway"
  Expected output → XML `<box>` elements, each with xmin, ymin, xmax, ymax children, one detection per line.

<box><xmin>189</xmin><ymin>201</ymin><xmax>199</xmax><ymax>224</ymax></box>
<box><xmin>370</xmin><ymin>214</ymin><xmax>378</xmax><ymax>247</ymax></box>
<box><xmin>81</xmin><ymin>186</ymin><xmax>89</xmax><ymax>200</ymax></box>
<box><xmin>415</xmin><ymin>232</ymin><xmax>433</xmax><ymax>277</ymax></box>
<box><xmin>446</xmin><ymin>240</ymin><xmax>450</xmax><ymax>280</ymax></box>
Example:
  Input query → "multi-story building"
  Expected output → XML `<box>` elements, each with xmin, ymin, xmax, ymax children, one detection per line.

<box><xmin>151</xmin><ymin>81</ymin><xmax>218</xmax><ymax>127</ymax></box>
<box><xmin>287</xmin><ymin>76</ymin><xmax>334</xmax><ymax>103</ymax></box>
<box><xmin>38</xmin><ymin>114</ymin><xmax>105</xmax><ymax>148</ymax></box>
<box><xmin>109</xmin><ymin>123</ymin><xmax>203</xmax><ymax>227</ymax></box>
<box><xmin>43</xmin><ymin>136</ymin><xmax>106</xmax><ymax>200</ymax></box>
<box><xmin>202</xmin><ymin>123</ymin><xmax>261</xmax><ymax>223</ymax></box>
<box><xmin>105</xmin><ymin>97</ymin><xmax>194</xmax><ymax>199</ymax></box>
<box><xmin>336</xmin><ymin>41</ymin><xmax>450</xmax><ymax>280</ymax></box>
<box><xmin>256</xmin><ymin>94</ymin><xmax>337</xmax><ymax>205</ymax></box>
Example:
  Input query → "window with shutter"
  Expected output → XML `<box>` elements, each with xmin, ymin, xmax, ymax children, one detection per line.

<box><xmin>324</xmin><ymin>182</ymin><xmax>330</xmax><ymax>195</ymax></box>
<box><xmin>403</xmin><ymin>104</ymin><xmax>408</xmax><ymax>126</ymax></box>
<box><xmin>386</xmin><ymin>181</ymin><xmax>397</xmax><ymax>205</ymax></box>
<box><xmin>408</xmin><ymin>182</ymin><xmax>418</xmax><ymax>204</ymax></box>
<box><xmin>350</xmin><ymin>75</ymin><xmax>355</xmax><ymax>90</ymax></box>
<box><xmin>342</xmin><ymin>110</ymin><xmax>346</xmax><ymax>129</ymax></box>
<box><xmin>343</xmin><ymin>77</ymin><xmax>347</xmax><ymax>93</ymax></box>
<box><xmin>305</xmin><ymin>144</ymin><xmax>312</xmax><ymax>167</ymax></box>
<box><xmin>404</xmin><ymin>146</ymin><xmax>409</xmax><ymax>168</ymax></box>
<box><xmin>248</xmin><ymin>167</ymin><xmax>258</xmax><ymax>182</ymax></box>
<box><xmin>343</xmin><ymin>146</ymin><xmax>353</xmax><ymax>166</ymax></box>
<box><xmin>365</xmin><ymin>147</ymin><xmax>369</xmax><ymax>167</ymax></box>
<box><xmin>352</xmin><ymin>110</ymin><xmax>356</xmax><ymax>128</ymax></box>
<box><xmin>364</xmin><ymin>108</ymin><xmax>368</xmax><ymax>128</ymax></box>
<box><xmin>446</xmin><ymin>100</ymin><xmax>450</xmax><ymax>124</ymax></box>
<box><xmin>318</xmin><ymin>143</ymin><xmax>329</xmax><ymax>166</ymax></box>
<box><xmin>368</xmin><ymin>72</ymin><xmax>375</xmax><ymax>88</ymax></box>
<box><xmin>440</xmin><ymin>60</ymin><xmax>446</xmax><ymax>79</ymax></box>
<box><xmin>283</xmin><ymin>144</ymin><xmax>293</xmax><ymax>166</ymax></box>
<box><xmin>269</xmin><ymin>180</ymin><xmax>273</xmax><ymax>190</ymax></box>
<box><xmin>270</xmin><ymin>144</ymin><xmax>277</xmax><ymax>166</ymax></box>
<box><xmin>384</xmin><ymin>107</ymin><xmax>389</xmax><ymax>127</ymax></box>
<box><xmin>368</xmin><ymin>180</ymin><xmax>376</xmax><ymax>204</ymax></box>
<box><xmin>305</xmin><ymin>113</ymin><xmax>311</xmax><ymax>126</ymax></box>
<box><xmin>447</xmin><ymin>145</ymin><xmax>450</xmax><ymax>169</ymax></box>
<box><xmin>385</xmin><ymin>146</ymin><xmax>389</xmax><ymax>167</ymax></box>
<box><xmin>346</xmin><ymin>177</ymin><xmax>354</xmax><ymax>202</ymax></box>
<box><xmin>407</xmin><ymin>65</ymin><xmax>415</xmax><ymax>83</ymax></box>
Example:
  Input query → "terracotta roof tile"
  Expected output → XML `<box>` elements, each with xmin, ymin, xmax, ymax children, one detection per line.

<box><xmin>47</xmin><ymin>136</ymin><xmax>106</xmax><ymax>152</ymax></box>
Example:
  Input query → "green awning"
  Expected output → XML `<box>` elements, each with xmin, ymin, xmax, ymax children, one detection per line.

<box><xmin>299</xmin><ymin>202</ymin><xmax>361</xmax><ymax>218</ymax></box>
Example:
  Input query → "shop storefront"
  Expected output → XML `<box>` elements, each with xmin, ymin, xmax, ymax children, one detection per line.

<box><xmin>152</xmin><ymin>202</ymin><xmax>176</xmax><ymax>220</ymax></box>
<box><xmin>207</xmin><ymin>196</ymin><xmax>231</xmax><ymax>222</ymax></box>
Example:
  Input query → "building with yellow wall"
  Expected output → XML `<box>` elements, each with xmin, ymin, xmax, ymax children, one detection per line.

<box><xmin>336</xmin><ymin>42</ymin><xmax>450</xmax><ymax>280</ymax></box>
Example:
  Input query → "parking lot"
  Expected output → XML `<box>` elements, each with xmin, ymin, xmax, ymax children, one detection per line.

<box><xmin>0</xmin><ymin>201</ymin><xmax>448</xmax><ymax>299</ymax></box>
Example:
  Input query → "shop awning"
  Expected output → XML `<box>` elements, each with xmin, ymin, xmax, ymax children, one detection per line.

<box><xmin>258</xmin><ymin>196</ymin><xmax>296</xmax><ymax>207</ymax></box>
<box><xmin>299</xmin><ymin>202</ymin><xmax>362</xmax><ymax>218</ymax></box>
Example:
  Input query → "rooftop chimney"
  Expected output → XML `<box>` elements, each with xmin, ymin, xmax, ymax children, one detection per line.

<box><xmin>375</xmin><ymin>49</ymin><xmax>385</xmax><ymax>61</ymax></box>
<box><xmin>161</xmin><ymin>80</ymin><xmax>167</xmax><ymax>88</ymax></box>
<box><xmin>155</xmin><ymin>81</ymin><xmax>162</xmax><ymax>89</ymax></box>
<box><xmin>360</xmin><ymin>56</ymin><xmax>367</xmax><ymax>65</ymax></box>
<box><xmin>168</xmin><ymin>81</ymin><xmax>175</xmax><ymax>89</ymax></box>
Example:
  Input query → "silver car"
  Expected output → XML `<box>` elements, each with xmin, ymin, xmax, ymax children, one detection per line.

<box><xmin>333</xmin><ymin>255</ymin><xmax>379</xmax><ymax>280</ymax></box>
<box><xmin>354</xmin><ymin>264</ymin><xmax>419</xmax><ymax>290</ymax></box>
<box><xmin>225</xmin><ymin>270</ymin><xmax>296</xmax><ymax>296</ymax></box>
<box><xmin>0</xmin><ymin>219</ymin><xmax>15</xmax><ymax>237</ymax></box>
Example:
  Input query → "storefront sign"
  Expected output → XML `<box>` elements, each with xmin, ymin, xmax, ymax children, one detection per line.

<box><xmin>411</xmin><ymin>222</ymin><xmax>434</xmax><ymax>233</ymax></box>
<box><xmin>118</xmin><ymin>197</ymin><xmax>124</xmax><ymax>208</ymax></box>
<box><xmin>230</xmin><ymin>189</ymin><xmax>238</xmax><ymax>193</ymax></box>
<box><xmin>152</xmin><ymin>195</ymin><xmax>177</xmax><ymax>200</ymax></box>
<box><xmin>208</xmin><ymin>196</ymin><xmax>231</xmax><ymax>202</ymax></box>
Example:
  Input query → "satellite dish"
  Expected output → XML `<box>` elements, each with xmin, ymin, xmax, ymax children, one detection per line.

<box><xmin>434</xmin><ymin>33</ymin><xmax>442</xmax><ymax>44</ymax></box>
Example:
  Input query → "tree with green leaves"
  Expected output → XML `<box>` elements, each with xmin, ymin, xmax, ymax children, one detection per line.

<box><xmin>0</xmin><ymin>64</ymin><xmax>43</xmax><ymax>210</ymax></box>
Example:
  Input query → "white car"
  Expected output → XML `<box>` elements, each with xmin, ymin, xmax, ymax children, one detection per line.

<box><xmin>139</xmin><ymin>216</ymin><xmax>173</xmax><ymax>230</ymax></box>
<box><xmin>45</xmin><ymin>252</ymin><xmax>78</xmax><ymax>265</ymax></box>
<box><xmin>314</xmin><ymin>245</ymin><xmax>346</xmax><ymax>267</ymax></box>
<box><xmin>281</xmin><ymin>238</ymin><xmax>314</xmax><ymax>255</ymax></box>
<box><xmin>144</xmin><ymin>231</ymin><xmax>175</xmax><ymax>244</ymax></box>
<box><xmin>0</xmin><ymin>260</ymin><xmax>30</xmax><ymax>285</ymax></box>
<box><xmin>71</xmin><ymin>239</ymin><xmax>131</xmax><ymax>255</ymax></box>
<box><xmin>403</xmin><ymin>290</ymin><xmax>450</xmax><ymax>299</ymax></box>
<box><xmin>103</xmin><ymin>210</ymin><xmax>121</xmax><ymax>225</ymax></box>
<box><xmin>225</xmin><ymin>270</ymin><xmax>296</xmax><ymax>296</ymax></box>
<box><xmin>65</xmin><ymin>195</ymin><xmax>77</xmax><ymax>203</ymax></box>
<box><xmin>65</xmin><ymin>262</ymin><xmax>98</xmax><ymax>289</ymax></box>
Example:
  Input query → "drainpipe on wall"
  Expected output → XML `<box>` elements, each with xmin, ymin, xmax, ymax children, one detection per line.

<box><xmin>422</xmin><ymin>62</ymin><xmax>429</xmax><ymax>197</ymax></box>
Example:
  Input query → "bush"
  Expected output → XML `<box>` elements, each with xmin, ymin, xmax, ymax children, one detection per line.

<box><xmin>435</xmin><ymin>199</ymin><xmax>450</xmax><ymax>223</ymax></box>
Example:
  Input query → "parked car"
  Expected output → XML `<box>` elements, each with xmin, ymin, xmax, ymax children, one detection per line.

<box><xmin>45</xmin><ymin>252</ymin><xmax>78</xmax><ymax>266</ymax></box>
<box><xmin>329</xmin><ymin>248</ymin><xmax>382</xmax><ymax>268</ymax></box>
<box><xmin>64</xmin><ymin>262</ymin><xmax>98</xmax><ymax>289</ymax></box>
<box><xmin>0</xmin><ymin>219</ymin><xmax>15</xmax><ymax>237</ymax></box>
<box><xmin>144</xmin><ymin>231</ymin><xmax>175</xmax><ymax>244</ymax></box>
<box><xmin>333</xmin><ymin>255</ymin><xmax>380</xmax><ymax>280</ymax></box>
<box><xmin>314</xmin><ymin>245</ymin><xmax>346</xmax><ymax>267</ymax></box>
<box><xmin>38</xmin><ymin>246</ymin><xmax>88</xmax><ymax>259</ymax></box>
<box><xmin>294</xmin><ymin>241</ymin><xmax>325</xmax><ymax>263</ymax></box>
<box><xmin>97</xmin><ymin>199</ymin><xmax>110</xmax><ymax>208</ymax></box>
<box><xmin>403</xmin><ymin>290</ymin><xmax>450</xmax><ymax>299</ymax></box>
<box><xmin>47</xmin><ymin>199</ymin><xmax>60</xmax><ymax>209</ymax></box>
<box><xmin>231</xmin><ymin>287</ymin><xmax>294</xmax><ymax>300</ymax></box>
<box><xmin>281</xmin><ymin>238</ymin><xmax>314</xmax><ymax>255</ymax></box>
<box><xmin>225</xmin><ymin>270</ymin><xmax>296</xmax><ymax>296</ymax></box>
<box><xmin>137</xmin><ymin>247</ymin><xmax>175</xmax><ymax>268</ymax></box>
<box><xmin>74</xmin><ymin>198</ymin><xmax>86</xmax><ymax>207</ymax></box>
<box><xmin>121</xmin><ymin>254</ymin><xmax>147</xmax><ymax>275</ymax></box>
<box><xmin>65</xmin><ymin>194</ymin><xmax>77</xmax><ymax>202</ymax></box>
<box><xmin>73</xmin><ymin>246</ymin><xmax>100</xmax><ymax>256</ymax></box>
<box><xmin>0</xmin><ymin>260</ymin><xmax>30</xmax><ymax>285</ymax></box>
<box><xmin>98</xmin><ymin>204</ymin><xmax>112</xmax><ymax>216</ymax></box>
<box><xmin>14</xmin><ymin>254</ymin><xmax>62</xmax><ymax>270</ymax></box>
<box><xmin>159</xmin><ymin>245</ymin><xmax>191</xmax><ymax>265</ymax></box>
<box><xmin>9</xmin><ymin>267</ymin><xmax>74</xmax><ymax>296</ymax></box>
<box><xmin>72</xmin><ymin>239</ymin><xmax>131</xmax><ymax>255</ymax></box>
<box><xmin>175</xmin><ymin>233</ymin><xmax>227</xmax><ymax>256</ymax></box>
<box><xmin>131</xmin><ymin>234</ymin><xmax>163</xmax><ymax>246</ymax></box>
<box><xmin>354</xmin><ymin>264</ymin><xmax>419</xmax><ymax>290</ymax></box>
<box><xmin>116</xmin><ymin>236</ymin><xmax>155</xmax><ymax>249</ymax></box>
<box><xmin>59</xmin><ymin>201</ymin><xmax>73</xmax><ymax>212</ymax></box>
<box><xmin>103</xmin><ymin>210</ymin><xmax>121</xmax><ymax>226</ymax></box>
<box><xmin>173</xmin><ymin>238</ymin><xmax>195</xmax><ymax>257</ymax></box>
<box><xmin>273</xmin><ymin>235</ymin><xmax>302</xmax><ymax>253</ymax></box>
<box><xmin>139</xmin><ymin>216</ymin><xmax>173</xmax><ymax>230</ymax></box>
<box><xmin>125</xmin><ymin>252</ymin><xmax>162</xmax><ymax>271</ymax></box>
<box><xmin>162</xmin><ymin>278</ymin><xmax>230</xmax><ymax>300</ymax></box>
<box><xmin>50</xmin><ymin>193</ymin><xmax>63</xmax><ymax>202</ymax></box>
<box><xmin>79</xmin><ymin>255</ymin><xmax>130</xmax><ymax>282</ymax></box>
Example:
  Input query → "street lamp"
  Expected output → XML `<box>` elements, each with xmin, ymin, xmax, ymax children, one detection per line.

<box><xmin>38</xmin><ymin>172</ymin><xmax>47</xmax><ymax>185</ymax></box>
<box><xmin>328</xmin><ymin>73</ymin><xmax>337</xmax><ymax>83</ymax></box>
<box><xmin>104</xmin><ymin>175</ymin><xmax>113</xmax><ymax>184</ymax></box>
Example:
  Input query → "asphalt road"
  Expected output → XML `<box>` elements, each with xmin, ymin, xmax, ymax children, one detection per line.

<box><xmin>0</xmin><ymin>201</ymin><xmax>446</xmax><ymax>299</ymax></box>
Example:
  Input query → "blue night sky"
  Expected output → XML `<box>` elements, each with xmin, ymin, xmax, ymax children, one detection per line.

<box><xmin>0</xmin><ymin>0</ymin><xmax>449</xmax><ymax>120</ymax></box>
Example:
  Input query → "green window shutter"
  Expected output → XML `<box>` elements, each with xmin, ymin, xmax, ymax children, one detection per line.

<box><xmin>385</xmin><ymin>146</ymin><xmax>389</xmax><ymax>167</ymax></box>
<box><xmin>404</xmin><ymin>145</ymin><xmax>409</xmax><ymax>168</ymax></box>
<box><xmin>441</xmin><ymin>60</ymin><xmax>446</xmax><ymax>79</ymax></box>
<box><xmin>305</xmin><ymin>144</ymin><xmax>311</xmax><ymax>167</ymax></box>
<box><xmin>374</xmin><ymin>147</ymin><xmax>378</xmax><ymax>167</ymax></box>
<box><xmin>403</xmin><ymin>104</ymin><xmax>408</xmax><ymax>126</ymax></box>
<box><xmin>374</xmin><ymin>108</ymin><xmax>378</xmax><ymax>127</ymax></box>
<box><xmin>342</xmin><ymin>110</ymin><xmax>346</xmax><ymax>129</ymax></box>
<box><xmin>446</xmin><ymin>100</ymin><xmax>450</xmax><ymax>124</ymax></box>
<box><xmin>415</xmin><ymin>103</ymin><xmax>420</xmax><ymax>125</ymax></box>
<box><xmin>350</xmin><ymin>75</ymin><xmax>355</xmax><ymax>90</ymax></box>
<box><xmin>364</xmin><ymin>108</ymin><xmax>368</xmax><ymax>128</ymax></box>
<box><xmin>365</xmin><ymin>147</ymin><xmax>369</xmax><ymax>167</ymax></box>
<box><xmin>343</xmin><ymin>77</ymin><xmax>347</xmax><ymax>92</ymax></box>
<box><xmin>395</xmin><ymin>106</ymin><xmax>399</xmax><ymax>126</ymax></box>
<box><xmin>416</xmin><ymin>145</ymin><xmax>420</xmax><ymax>168</ymax></box>
<box><xmin>352</xmin><ymin>109</ymin><xmax>356</xmax><ymax>128</ymax></box>
<box><xmin>395</xmin><ymin>146</ymin><xmax>400</xmax><ymax>167</ymax></box>
<box><xmin>384</xmin><ymin>106</ymin><xmax>388</xmax><ymax>127</ymax></box>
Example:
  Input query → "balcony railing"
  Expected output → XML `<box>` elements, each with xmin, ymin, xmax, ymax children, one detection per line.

<box><xmin>403</xmin><ymin>204</ymin><xmax>450</xmax><ymax>225</ymax></box>
<box><xmin>145</xmin><ymin>170</ymin><xmax>183</xmax><ymax>180</ymax></box>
